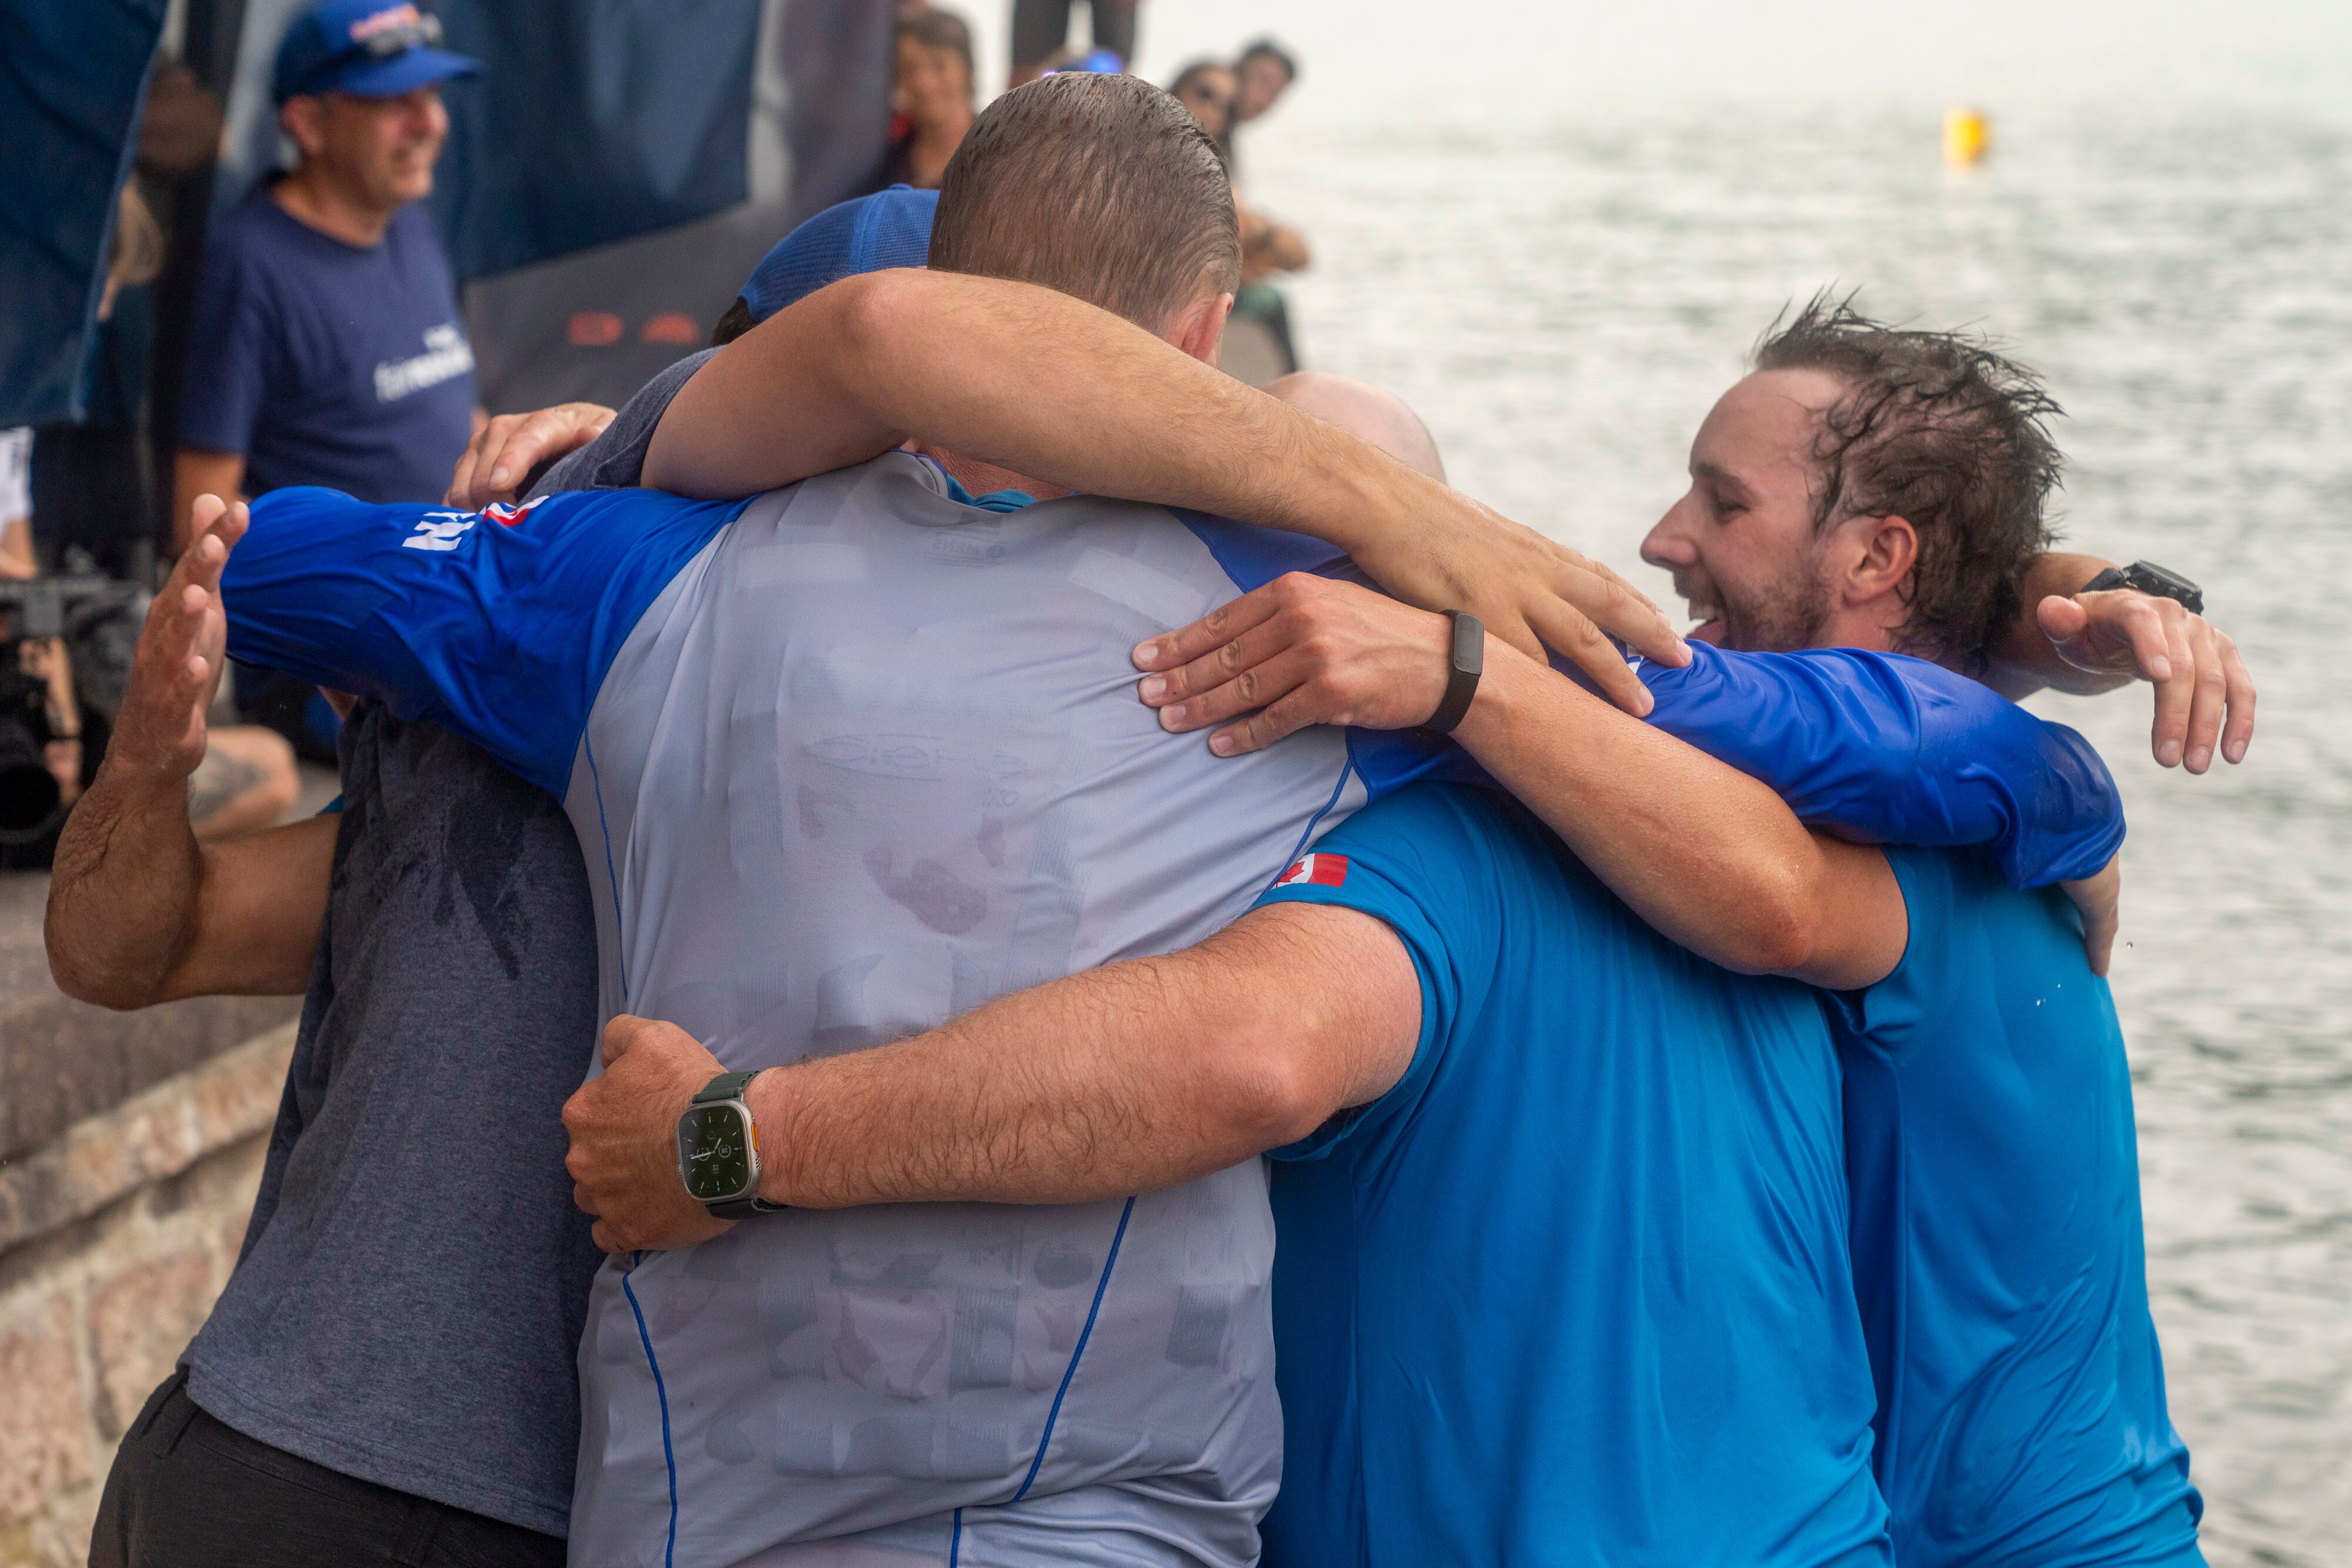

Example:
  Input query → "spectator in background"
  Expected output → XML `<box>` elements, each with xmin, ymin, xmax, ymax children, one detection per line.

<box><xmin>871</xmin><ymin>8</ymin><xmax>977</xmax><ymax>190</ymax></box>
<box><xmin>174</xmin><ymin>0</ymin><xmax>481</xmax><ymax>757</ymax></box>
<box><xmin>0</xmin><ymin>430</ymin><xmax>30</xmax><ymax>580</ymax></box>
<box><xmin>1224</xmin><ymin>39</ymin><xmax>1297</xmax><ymax>195</ymax></box>
<box><xmin>1169</xmin><ymin>58</ymin><xmax>1240</xmax><ymax>164</ymax></box>
<box><xmin>1009</xmin><ymin>0</ymin><xmax>1137</xmax><ymax>86</ymax></box>
<box><xmin>31</xmin><ymin>184</ymin><xmax>167</xmax><ymax>581</ymax></box>
<box><xmin>1169</xmin><ymin>59</ymin><xmax>1308</xmax><ymax>383</ymax></box>
<box><xmin>1233</xmin><ymin>40</ymin><xmax>1296</xmax><ymax>135</ymax></box>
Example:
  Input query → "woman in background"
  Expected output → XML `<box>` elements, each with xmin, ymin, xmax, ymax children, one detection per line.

<box><xmin>873</xmin><ymin>9</ymin><xmax>976</xmax><ymax>191</ymax></box>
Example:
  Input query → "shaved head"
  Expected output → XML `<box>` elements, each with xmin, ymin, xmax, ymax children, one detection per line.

<box><xmin>1265</xmin><ymin>372</ymin><xmax>1445</xmax><ymax>483</ymax></box>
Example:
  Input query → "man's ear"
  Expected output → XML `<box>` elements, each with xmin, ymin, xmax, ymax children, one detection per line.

<box><xmin>1838</xmin><ymin>513</ymin><xmax>1919</xmax><ymax>609</ymax></box>
<box><xmin>280</xmin><ymin>95</ymin><xmax>326</xmax><ymax>160</ymax></box>
<box><xmin>1168</xmin><ymin>290</ymin><xmax>1235</xmax><ymax>367</ymax></box>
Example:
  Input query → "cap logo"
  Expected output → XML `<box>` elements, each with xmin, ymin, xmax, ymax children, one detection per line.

<box><xmin>349</xmin><ymin>4</ymin><xmax>423</xmax><ymax>44</ymax></box>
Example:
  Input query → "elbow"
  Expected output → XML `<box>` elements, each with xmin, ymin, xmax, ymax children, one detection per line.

<box><xmin>1724</xmin><ymin>865</ymin><xmax>1822</xmax><ymax>977</ymax></box>
<box><xmin>44</xmin><ymin>894</ymin><xmax>168</xmax><ymax>1011</ymax></box>
<box><xmin>45</xmin><ymin>945</ymin><xmax>159</xmax><ymax>1012</ymax></box>
<box><xmin>1203</xmin><ymin>1034</ymin><xmax>1339</xmax><ymax>1156</ymax></box>
<box><xmin>834</xmin><ymin>269</ymin><xmax>923</xmax><ymax>373</ymax></box>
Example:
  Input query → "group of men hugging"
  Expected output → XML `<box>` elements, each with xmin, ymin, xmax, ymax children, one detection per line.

<box><xmin>52</xmin><ymin>68</ymin><xmax>2255</xmax><ymax>1568</ymax></box>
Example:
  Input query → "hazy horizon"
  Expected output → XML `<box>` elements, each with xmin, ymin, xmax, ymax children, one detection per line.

<box><xmin>953</xmin><ymin>0</ymin><xmax>2352</xmax><ymax>125</ymax></box>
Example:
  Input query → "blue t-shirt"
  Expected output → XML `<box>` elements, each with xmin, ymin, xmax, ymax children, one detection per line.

<box><xmin>181</xmin><ymin>185</ymin><xmax>476</xmax><ymax>504</ymax></box>
<box><xmin>1827</xmin><ymin>847</ymin><xmax>2204</xmax><ymax>1567</ymax></box>
<box><xmin>1255</xmin><ymin>784</ymin><xmax>1893</xmax><ymax>1568</ymax></box>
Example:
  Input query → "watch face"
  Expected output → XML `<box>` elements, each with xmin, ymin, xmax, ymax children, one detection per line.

<box><xmin>677</xmin><ymin>1105</ymin><xmax>753</xmax><ymax>1202</ymax></box>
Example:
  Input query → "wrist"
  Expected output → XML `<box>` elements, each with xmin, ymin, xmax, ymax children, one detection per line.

<box><xmin>744</xmin><ymin>1066</ymin><xmax>801</xmax><ymax>1208</ymax></box>
<box><xmin>89</xmin><ymin>750</ymin><xmax>198</xmax><ymax>807</ymax></box>
<box><xmin>1451</xmin><ymin>636</ymin><xmax>1547</xmax><ymax>751</ymax></box>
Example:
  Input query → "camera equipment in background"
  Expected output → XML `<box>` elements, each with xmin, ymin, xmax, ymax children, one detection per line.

<box><xmin>0</xmin><ymin>571</ymin><xmax>146</xmax><ymax>842</ymax></box>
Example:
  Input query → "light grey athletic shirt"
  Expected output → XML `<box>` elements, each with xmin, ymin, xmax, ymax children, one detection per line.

<box><xmin>559</xmin><ymin>455</ymin><xmax>1386</xmax><ymax>1567</ymax></box>
<box><xmin>221</xmin><ymin>447</ymin><xmax>1456</xmax><ymax>1566</ymax></box>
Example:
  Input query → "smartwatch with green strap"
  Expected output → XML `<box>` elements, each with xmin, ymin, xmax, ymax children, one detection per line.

<box><xmin>675</xmin><ymin>1071</ymin><xmax>789</xmax><ymax>1219</ymax></box>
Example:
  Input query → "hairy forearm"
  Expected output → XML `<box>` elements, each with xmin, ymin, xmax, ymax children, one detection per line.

<box><xmin>647</xmin><ymin>270</ymin><xmax>1401</xmax><ymax>555</ymax></box>
<box><xmin>1986</xmin><ymin>550</ymin><xmax>2120</xmax><ymax>697</ymax></box>
<box><xmin>47</xmin><ymin>776</ymin><xmax>328</xmax><ymax>1007</ymax></box>
<box><xmin>746</xmin><ymin>955</ymin><xmax>1282</xmax><ymax>1209</ymax></box>
<box><xmin>47</xmin><ymin>771</ymin><xmax>206</xmax><ymax>1007</ymax></box>
<box><xmin>1453</xmin><ymin>644</ymin><xmax>1824</xmax><ymax>975</ymax></box>
<box><xmin>743</xmin><ymin>908</ymin><xmax>1407</xmax><ymax>1209</ymax></box>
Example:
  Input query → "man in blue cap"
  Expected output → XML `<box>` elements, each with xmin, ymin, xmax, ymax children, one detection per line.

<box><xmin>175</xmin><ymin>1</ymin><xmax>479</xmax><ymax>758</ymax></box>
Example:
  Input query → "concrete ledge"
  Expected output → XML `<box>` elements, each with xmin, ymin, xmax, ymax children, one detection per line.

<box><xmin>0</xmin><ymin>872</ymin><xmax>303</xmax><ymax>1165</ymax></box>
<box><xmin>0</xmin><ymin>1024</ymin><xmax>295</xmax><ymax>1259</ymax></box>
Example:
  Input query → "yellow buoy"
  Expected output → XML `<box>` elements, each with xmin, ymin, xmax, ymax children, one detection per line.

<box><xmin>1943</xmin><ymin>107</ymin><xmax>1990</xmax><ymax>168</ymax></box>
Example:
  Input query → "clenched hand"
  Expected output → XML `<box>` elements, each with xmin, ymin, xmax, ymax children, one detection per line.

<box><xmin>562</xmin><ymin>1015</ymin><xmax>737</xmax><ymax>1255</ymax></box>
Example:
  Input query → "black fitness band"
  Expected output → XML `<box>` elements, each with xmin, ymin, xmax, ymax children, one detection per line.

<box><xmin>1420</xmin><ymin>611</ymin><xmax>1485</xmax><ymax>736</ymax></box>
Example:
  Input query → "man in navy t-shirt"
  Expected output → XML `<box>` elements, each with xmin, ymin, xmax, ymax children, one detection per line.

<box><xmin>176</xmin><ymin>0</ymin><xmax>480</xmax><ymax>754</ymax></box>
<box><xmin>174</xmin><ymin>0</ymin><xmax>482</xmax><ymax>551</ymax></box>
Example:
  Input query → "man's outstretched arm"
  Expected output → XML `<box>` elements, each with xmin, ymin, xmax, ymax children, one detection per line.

<box><xmin>640</xmin><ymin>268</ymin><xmax>1690</xmax><ymax>716</ymax></box>
<box><xmin>561</xmin><ymin>902</ymin><xmax>1419</xmax><ymax>1255</ymax></box>
<box><xmin>1126</xmin><ymin>574</ymin><xmax>1912</xmax><ymax>987</ymax></box>
<box><xmin>48</xmin><ymin>499</ymin><xmax>332</xmax><ymax>1007</ymax></box>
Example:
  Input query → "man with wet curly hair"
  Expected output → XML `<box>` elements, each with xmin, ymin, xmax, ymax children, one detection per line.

<box><xmin>1736</xmin><ymin>295</ymin><xmax>2066</xmax><ymax>672</ymax></box>
<box><xmin>1109</xmin><ymin>295</ymin><xmax>2237</xmax><ymax>1563</ymax></box>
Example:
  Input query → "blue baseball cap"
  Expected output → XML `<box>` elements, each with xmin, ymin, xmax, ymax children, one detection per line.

<box><xmin>737</xmin><ymin>185</ymin><xmax>938</xmax><ymax>325</ymax></box>
<box><xmin>273</xmin><ymin>0</ymin><xmax>482</xmax><ymax>105</ymax></box>
<box><xmin>1049</xmin><ymin>49</ymin><xmax>1127</xmax><ymax>74</ymax></box>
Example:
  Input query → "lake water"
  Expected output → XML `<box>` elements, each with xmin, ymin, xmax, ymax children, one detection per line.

<box><xmin>1245</xmin><ymin>103</ymin><xmax>2352</xmax><ymax>1566</ymax></box>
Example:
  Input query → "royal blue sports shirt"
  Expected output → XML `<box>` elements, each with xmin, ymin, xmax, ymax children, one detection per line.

<box><xmin>1829</xmin><ymin>847</ymin><xmax>2204</xmax><ymax>1567</ymax></box>
<box><xmin>1257</xmin><ymin>783</ymin><xmax>1894</xmax><ymax>1567</ymax></box>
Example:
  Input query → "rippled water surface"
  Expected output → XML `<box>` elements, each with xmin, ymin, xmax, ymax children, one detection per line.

<box><xmin>1248</xmin><ymin>103</ymin><xmax>2352</xmax><ymax>1565</ymax></box>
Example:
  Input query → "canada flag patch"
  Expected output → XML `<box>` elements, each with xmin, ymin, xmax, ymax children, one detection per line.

<box><xmin>1275</xmin><ymin>852</ymin><xmax>1350</xmax><ymax>889</ymax></box>
<box><xmin>483</xmin><ymin>495</ymin><xmax>549</xmax><ymax>527</ymax></box>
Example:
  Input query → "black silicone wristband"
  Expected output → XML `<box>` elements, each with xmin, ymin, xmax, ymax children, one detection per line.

<box><xmin>1419</xmin><ymin>611</ymin><xmax>1485</xmax><ymax>736</ymax></box>
<box><xmin>2080</xmin><ymin>561</ymin><xmax>2203</xmax><ymax>615</ymax></box>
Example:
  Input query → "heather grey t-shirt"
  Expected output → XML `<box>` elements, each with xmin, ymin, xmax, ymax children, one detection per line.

<box><xmin>182</xmin><ymin>349</ymin><xmax>715</xmax><ymax>1532</ymax></box>
<box><xmin>530</xmin><ymin>348</ymin><xmax>714</xmax><ymax>497</ymax></box>
<box><xmin>182</xmin><ymin>704</ymin><xmax>606</xmax><ymax>1536</ymax></box>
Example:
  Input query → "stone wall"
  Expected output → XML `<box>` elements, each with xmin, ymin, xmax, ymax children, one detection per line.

<box><xmin>0</xmin><ymin>1026</ymin><xmax>295</xmax><ymax>1568</ymax></box>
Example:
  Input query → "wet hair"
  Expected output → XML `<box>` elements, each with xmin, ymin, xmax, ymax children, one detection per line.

<box><xmin>1237</xmin><ymin>39</ymin><xmax>1297</xmax><ymax>83</ymax></box>
<box><xmin>929</xmin><ymin>73</ymin><xmax>1240</xmax><ymax>333</ymax></box>
<box><xmin>1755</xmin><ymin>292</ymin><xmax>2064</xmax><ymax>674</ymax></box>
<box><xmin>896</xmin><ymin>8</ymin><xmax>975</xmax><ymax>100</ymax></box>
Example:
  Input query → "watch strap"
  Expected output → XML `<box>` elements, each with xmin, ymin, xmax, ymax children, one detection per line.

<box><xmin>2080</xmin><ymin>561</ymin><xmax>2204</xmax><ymax>615</ymax></box>
<box><xmin>1419</xmin><ymin>611</ymin><xmax>1485</xmax><ymax>736</ymax></box>
<box><xmin>687</xmin><ymin>1070</ymin><xmax>786</xmax><ymax>1217</ymax></box>
<box><xmin>691</xmin><ymin>1069</ymin><xmax>760</xmax><ymax>1106</ymax></box>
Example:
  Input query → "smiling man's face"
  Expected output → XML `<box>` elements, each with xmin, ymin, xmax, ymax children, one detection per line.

<box><xmin>1640</xmin><ymin>367</ymin><xmax>1849</xmax><ymax>653</ymax></box>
